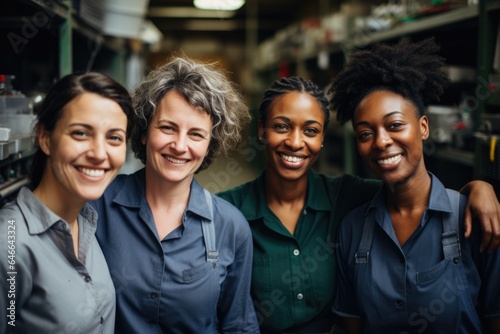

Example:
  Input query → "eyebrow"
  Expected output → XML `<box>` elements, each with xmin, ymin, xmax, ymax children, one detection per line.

<box><xmin>69</xmin><ymin>123</ymin><xmax>126</xmax><ymax>133</ymax></box>
<box><xmin>354</xmin><ymin>111</ymin><xmax>403</xmax><ymax>128</ymax></box>
<box><xmin>157</xmin><ymin>119</ymin><xmax>210</xmax><ymax>135</ymax></box>
<box><xmin>271</xmin><ymin>116</ymin><xmax>323</xmax><ymax>127</ymax></box>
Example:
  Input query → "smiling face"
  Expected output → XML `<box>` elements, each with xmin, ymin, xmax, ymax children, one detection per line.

<box><xmin>353</xmin><ymin>90</ymin><xmax>429</xmax><ymax>185</ymax></box>
<box><xmin>142</xmin><ymin>90</ymin><xmax>212</xmax><ymax>187</ymax></box>
<box><xmin>38</xmin><ymin>92</ymin><xmax>128</xmax><ymax>203</ymax></box>
<box><xmin>259</xmin><ymin>91</ymin><xmax>325</xmax><ymax>182</ymax></box>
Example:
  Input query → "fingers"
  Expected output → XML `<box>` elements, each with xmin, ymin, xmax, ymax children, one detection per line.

<box><xmin>463</xmin><ymin>207</ymin><xmax>472</xmax><ymax>239</ymax></box>
<box><xmin>486</xmin><ymin>203</ymin><xmax>500</xmax><ymax>253</ymax></box>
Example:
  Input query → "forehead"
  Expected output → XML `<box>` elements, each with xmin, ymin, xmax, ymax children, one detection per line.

<box><xmin>355</xmin><ymin>90</ymin><xmax>417</xmax><ymax>118</ymax></box>
<box><xmin>154</xmin><ymin>90</ymin><xmax>212</xmax><ymax>125</ymax></box>
<box><xmin>268</xmin><ymin>91</ymin><xmax>324</xmax><ymax>122</ymax></box>
<box><xmin>62</xmin><ymin>92</ymin><xmax>125</xmax><ymax>120</ymax></box>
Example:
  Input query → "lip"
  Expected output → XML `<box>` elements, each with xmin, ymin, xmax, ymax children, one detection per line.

<box><xmin>277</xmin><ymin>152</ymin><xmax>308</xmax><ymax>169</ymax></box>
<box><xmin>374</xmin><ymin>153</ymin><xmax>402</xmax><ymax>170</ymax></box>
<box><xmin>76</xmin><ymin>166</ymin><xmax>108</xmax><ymax>179</ymax></box>
<box><xmin>162</xmin><ymin>154</ymin><xmax>189</xmax><ymax>165</ymax></box>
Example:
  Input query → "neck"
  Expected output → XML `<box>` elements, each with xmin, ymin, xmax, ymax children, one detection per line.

<box><xmin>32</xmin><ymin>177</ymin><xmax>83</xmax><ymax>226</ymax></box>
<box><xmin>144</xmin><ymin>168</ymin><xmax>192</xmax><ymax>209</ymax></box>
<box><xmin>385</xmin><ymin>168</ymin><xmax>431</xmax><ymax>213</ymax></box>
<box><xmin>264</xmin><ymin>168</ymin><xmax>308</xmax><ymax>204</ymax></box>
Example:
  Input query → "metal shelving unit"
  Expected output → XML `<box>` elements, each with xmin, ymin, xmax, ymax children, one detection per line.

<box><xmin>257</xmin><ymin>1</ymin><xmax>500</xmax><ymax>187</ymax></box>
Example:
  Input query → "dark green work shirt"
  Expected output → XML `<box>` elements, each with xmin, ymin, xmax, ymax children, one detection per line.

<box><xmin>218</xmin><ymin>170</ymin><xmax>380</xmax><ymax>332</ymax></box>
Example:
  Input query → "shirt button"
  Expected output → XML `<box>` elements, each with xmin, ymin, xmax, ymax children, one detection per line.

<box><xmin>150</xmin><ymin>293</ymin><xmax>158</xmax><ymax>299</ymax></box>
<box><xmin>396</xmin><ymin>300</ymin><xmax>404</xmax><ymax>308</ymax></box>
<box><xmin>303</xmin><ymin>209</ymin><xmax>307</xmax><ymax>215</ymax></box>
<box><xmin>100</xmin><ymin>317</ymin><xmax>104</xmax><ymax>324</ymax></box>
<box><xmin>297</xmin><ymin>293</ymin><xmax>304</xmax><ymax>300</ymax></box>
<box><xmin>84</xmin><ymin>276</ymin><xmax>91</xmax><ymax>283</ymax></box>
<box><xmin>293</xmin><ymin>249</ymin><xmax>300</xmax><ymax>256</ymax></box>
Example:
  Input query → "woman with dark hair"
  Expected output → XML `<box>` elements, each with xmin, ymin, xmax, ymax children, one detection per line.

<box><xmin>0</xmin><ymin>72</ymin><xmax>134</xmax><ymax>333</ymax></box>
<box><xmin>331</xmin><ymin>38</ymin><xmax>500</xmax><ymax>333</ymax></box>
<box><xmin>218</xmin><ymin>74</ymin><xmax>500</xmax><ymax>334</ymax></box>
<box><xmin>91</xmin><ymin>55</ymin><xmax>259</xmax><ymax>334</ymax></box>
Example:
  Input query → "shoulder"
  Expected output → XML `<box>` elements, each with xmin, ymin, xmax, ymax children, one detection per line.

<box><xmin>217</xmin><ymin>177</ymin><xmax>259</xmax><ymax>207</ymax></box>
<box><xmin>210</xmin><ymin>193</ymin><xmax>252</xmax><ymax>237</ymax></box>
<box><xmin>0</xmin><ymin>195</ymin><xmax>27</xmax><ymax>230</ymax></box>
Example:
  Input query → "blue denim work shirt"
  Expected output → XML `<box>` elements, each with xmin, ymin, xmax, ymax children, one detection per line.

<box><xmin>91</xmin><ymin>169</ymin><xmax>259</xmax><ymax>334</ymax></box>
<box><xmin>334</xmin><ymin>173</ymin><xmax>500</xmax><ymax>333</ymax></box>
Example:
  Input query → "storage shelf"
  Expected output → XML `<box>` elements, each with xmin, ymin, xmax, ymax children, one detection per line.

<box><xmin>428</xmin><ymin>148</ymin><xmax>475</xmax><ymax>168</ymax></box>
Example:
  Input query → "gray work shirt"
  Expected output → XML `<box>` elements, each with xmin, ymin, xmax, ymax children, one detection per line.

<box><xmin>0</xmin><ymin>187</ymin><xmax>115</xmax><ymax>334</ymax></box>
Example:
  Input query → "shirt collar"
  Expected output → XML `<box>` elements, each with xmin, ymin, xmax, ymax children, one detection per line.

<box><xmin>113</xmin><ymin>168</ymin><xmax>147</xmax><ymax>208</ymax></box>
<box><xmin>112</xmin><ymin>168</ymin><xmax>211</xmax><ymax>220</ymax></box>
<box><xmin>185</xmin><ymin>178</ymin><xmax>212</xmax><ymax>221</ymax></box>
<box><xmin>16</xmin><ymin>187</ymin><xmax>97</xmax><ymax>235</ymax></box>
<box><xmin>364</xmin><ymin>172</ymin><xmax>454</xmax><ymax>215</ymax></box>
<box><xmin>236</xmin><ymin>169</ymin><xmax>332</xmax><ymax>221</ymax></box>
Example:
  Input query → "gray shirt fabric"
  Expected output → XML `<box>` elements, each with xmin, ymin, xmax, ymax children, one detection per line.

<box><xmin>0</xmin><ymin>187</ymin><xmax>115</xmax><ymax>334</ymax></box>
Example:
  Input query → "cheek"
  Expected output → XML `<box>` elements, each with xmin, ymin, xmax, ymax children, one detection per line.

<box><xmin>112</xmin><ymin>145</ymin><xmax>128</xmax><ymax>165</ymax></box>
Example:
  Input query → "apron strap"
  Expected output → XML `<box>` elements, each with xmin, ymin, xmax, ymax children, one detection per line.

<box><xmin>355</xmin><ymin>218</ymin><xmax>376</xmax><ymax>264</ymax></box>
<box><xmin>442</xmin><ymin>189</ymin><xmax>461</xmax><ymax>260</ymax></box>
<box><xmin>202</xmin><ymin>189</ymin><xmax>219</xmax><ymax>266</ymax></box>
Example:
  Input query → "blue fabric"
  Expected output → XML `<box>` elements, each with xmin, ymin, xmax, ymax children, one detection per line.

<box><xmin>91</xmin><ymin>168</ymin><xmax>259</xmax><ymax>334</ymax></box>
<box><xmin>334</xmin><ymin>173</ymin><xmax>500</xmax><ymax>334</ymax></box>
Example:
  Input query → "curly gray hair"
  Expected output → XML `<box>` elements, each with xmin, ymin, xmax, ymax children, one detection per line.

<box><xmin>131</xmin><ymin>55</ymin><xmax>250</xmax><ymax>171</ymax></box>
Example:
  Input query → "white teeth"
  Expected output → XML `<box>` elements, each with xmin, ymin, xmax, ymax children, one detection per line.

<box><xmin>166</xmin><ymin>156</ymin><xmax>187</xmax><ymax>164</ymax></box>
<box><xmin>79</xmin><ymin>167</ymin><xmax>105</xmax><ymax>177</ymax></box>
<box><xmin>281</xmin><ymin>154</ymin><xmax>304</xmax><ymax>163</ymax></box>
<box><xmin>378</xmin><ymin>154</ymin><xmax>402</xmax><ymax>165</ymax></box>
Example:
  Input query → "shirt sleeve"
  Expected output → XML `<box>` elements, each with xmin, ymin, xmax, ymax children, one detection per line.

<box><xmin>215</xmin><ymin>201</ymin><xmax>260</xmax><ymax>334</ymax></box>
<box><xmin>342</xmin><ymin>175</ymin><xmax>381</xmax><ymax>211</ymax></box>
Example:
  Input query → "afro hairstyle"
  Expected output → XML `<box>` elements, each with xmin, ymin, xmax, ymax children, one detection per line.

<box><xmin>329</xmin><ymin>37</ymin><xmax>450</xmax><ymax>124</ymax></box>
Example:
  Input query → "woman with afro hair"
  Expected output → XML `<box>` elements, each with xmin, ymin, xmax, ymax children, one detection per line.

<box><xmin>330</xmin><ymin>38</ymin><xmax>500</xmax><ymax>333</ymax></box>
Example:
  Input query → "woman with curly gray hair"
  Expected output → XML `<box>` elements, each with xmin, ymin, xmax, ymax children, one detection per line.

<box><xmin>91</xmin><ymin>55</ymin><xmax>259</xmax><ymax>334</ymax></box>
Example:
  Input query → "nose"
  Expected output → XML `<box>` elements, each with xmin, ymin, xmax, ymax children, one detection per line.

<box><xmin>284</xmin><ymin>129</ymin><xmax>304</xmax><ymax>150</ymax></box>
<box><xmin>88</xmin><ymin>138</ymin><xmax>107</xmax><ymax>161</ymax></box>
<box><xmin>373</xmin><ymin>129</ymin><xmax>392</xmax><ymax>150</ymax></box>
<box><xmin>171</xmin><ymin>133</ymin><xmax>187</xmax><ymax>152</ymax></box>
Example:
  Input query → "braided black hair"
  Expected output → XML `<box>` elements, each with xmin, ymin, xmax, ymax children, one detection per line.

<box><xmin>259</xmin><ymin>76</ymin><xmax>330</xmax><ymax>129</ymax></box>
<box><xmin>329</xmin><ymin>38</ymin><xmax>449</xmax><ymax>124</ymax></box>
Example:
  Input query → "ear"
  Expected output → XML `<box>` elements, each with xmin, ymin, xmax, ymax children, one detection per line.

<box><xmin>36</xmin><ymin>124</ymin><xmax>51</xmax><ymax>156</ymax></box>
<box><xmin>420</xmin><ymin>115</ymin><xmax>429</xmax><ymax>140</ymax></box>
<box><xmin>258</xmin><ymin>120</ymin><xmax>265</xmax><ymax>141</ymax></box>
<box><xmin>141</xmin><ymin>132</ymin><xmax>146</xmax><ymax>145</ymax></box>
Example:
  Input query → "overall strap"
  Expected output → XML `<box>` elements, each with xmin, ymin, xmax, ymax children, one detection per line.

<box><xmin>355</xmin><ymin>219</ymin><xmax>376</xmax><ymax>264</ymax></box>
<box><xmin>442</xmin><ymin>189</ymin><xmax>461</xmax><ymax>260</ymax></box>
<box><xmin>202</xmin><ymin>189</ymin><xmax>219</xmax><ymax>266</ymax></box>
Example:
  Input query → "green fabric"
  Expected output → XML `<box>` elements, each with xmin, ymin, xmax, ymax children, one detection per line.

<box><xmin>218</xmin><ymin>170</ymin><xmax>380</xmax><ymax>332</ymax></box>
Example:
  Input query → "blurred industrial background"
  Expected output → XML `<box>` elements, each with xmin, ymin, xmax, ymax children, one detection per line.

<box><xmin>0</xmin><ymin>0</ymin><xmax>499</xmax><ymax>204</ymax></box>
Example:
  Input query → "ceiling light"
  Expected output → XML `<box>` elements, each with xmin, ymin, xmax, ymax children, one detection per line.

<box><xmin>193</xmin><ymin>0</ymin><xmax>245</xmax><ymax>11</ymax></box>
<box><xmin>148</xmin><ymin>7</ymin><xmax>236</xmax><ymax>18</ymax></box>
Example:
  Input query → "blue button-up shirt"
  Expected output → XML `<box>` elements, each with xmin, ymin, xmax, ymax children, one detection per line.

<box><xmin>334</xmin><ymin>173</ymin><xmax>500</xmax><ymax>333</ymax></box>
<box><xmin>91</xmin><ymin>169</ymin><xmax>259</xmax><ymax>334</ymax></box>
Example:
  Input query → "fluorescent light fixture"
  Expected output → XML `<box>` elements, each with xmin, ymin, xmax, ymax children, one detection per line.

<box><xmin>148</xmin><ymin>7</ymin><xmax>236</xmax><ymax>18</ymax></box>
<box><xmin>193</xmin><ymin>0</ymin><xmax>245</xmax><ymax>11</ymax></box>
